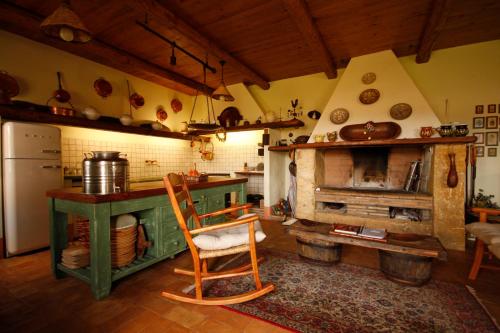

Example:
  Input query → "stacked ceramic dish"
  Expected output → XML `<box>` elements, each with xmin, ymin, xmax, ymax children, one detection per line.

<box><xmin>111</xmin><ymin>214</ymin><xmax>137</xmax><ymax>268</ymax></box>
<box><xmin>62</xmin><ymin>242</ymin><xmax>90</xmax><ymax>269</ymax></box>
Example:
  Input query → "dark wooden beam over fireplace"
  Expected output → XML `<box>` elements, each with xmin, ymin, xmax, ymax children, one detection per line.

<box><xmin>416</xmin><ymin>0</ymin><xmax>453</xmax><ymax>64</ymax></box>
<box><xmin>281</xmin><ymin>0</ymin><xmax>337</xmax><ymax>79</ymax></box>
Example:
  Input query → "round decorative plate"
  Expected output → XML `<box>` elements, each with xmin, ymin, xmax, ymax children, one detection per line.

<box><xmin>93</xmin><ymin>78</ymin><xmax>112</xmax><ymax>98</ymax></box>
<box><xmin>156</xmin><ymin>107</ymin><xmax>168</xmax><ymax>122</ymax></box>
<box><xmin>359</xmin><ymin>88</ymin><xmax>380</xmax><ymax>104</ymax></box>
<box><xmin>361</xmin><ymin>72</ymin><xmax>376</xmax><ymax>84</ymax></box>
<box><xmin>171</xmin><ymin>98</ymin><xmax>182</xmax><ymax>113</ymax></box>
<box><xmin>390</xmin><ymin>103</ymin><xmax>412</xmax><ymax>120</ymax></box>
<box><xmin>330</xmin><ymin>108</ymin><xmax>350</xmax><ymax>124</ymax></box>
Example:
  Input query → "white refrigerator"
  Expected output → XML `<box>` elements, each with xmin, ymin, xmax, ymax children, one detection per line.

<box><xmin>2</xmin><ymin>121</ymin><xmax>62</xmax><ymax>256</ymax></box>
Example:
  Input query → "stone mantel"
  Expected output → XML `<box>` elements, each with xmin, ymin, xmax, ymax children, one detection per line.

<box><xmin>269</xmin><ymin>136</ymin><xmax>476</xmax><ymax>151</ymax></box>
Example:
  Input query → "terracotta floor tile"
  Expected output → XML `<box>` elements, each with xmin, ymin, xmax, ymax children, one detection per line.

<box><xmin>191</xmin><ymin>318</ymin><xmax>242</xmax><ymax>333</ymax></box>
<box><xmin>162</xmin><ymin>304</ymin><xmax>208</xmax><ymax>328</ymax></box>
<box><xmin>138</xmin><ymin>316</ymin><xmax>190</xmax><ymax>333</ymax></box>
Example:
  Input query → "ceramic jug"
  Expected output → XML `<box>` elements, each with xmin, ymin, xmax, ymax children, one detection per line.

<box><xmin>327</xmin><ymin>131</ymin><xmax>337</xmax><ymax>142</ymax></box>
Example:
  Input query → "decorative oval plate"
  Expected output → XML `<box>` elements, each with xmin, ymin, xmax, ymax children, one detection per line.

<box><xmin>359</xmin><ymin>88</ymin><xmax>380</xmax><ymax>104</ymax></box>
<box><xmin>171</xmin><ymin>98</ymin><xmax>182</xmax><ymax>113</ymax></box>
<box><xmin>330</xmin><ymin>108</ymin><xmax>349</xmax><ymax>124</ymax></box>
<box><xmin>93</xmin><ymin>78</ymin><xmax>112</xmax><ymax>98</ymax></box>
<box><xmin>361</xmin><ymin>72</ymin><xmax>376</xmax><ymax>84</ymax></box>
<box><xmin>390</xmin><ymin>103</ymin><xmax>412</xmax><ymax>120</ymax></box>
<box><xmin>156</xmin><ymin>107</ymin><xmax>168</xmax><ymax>122</ymax></box>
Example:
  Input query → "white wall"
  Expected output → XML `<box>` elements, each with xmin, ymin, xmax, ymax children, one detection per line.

<box><xmin>309</xmin><ymin>50</ymin><xmax>441</xmax><ymax>141</ymax></box>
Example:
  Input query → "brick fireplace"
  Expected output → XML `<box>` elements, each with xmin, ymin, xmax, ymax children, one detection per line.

<box><xmin>295</xmin><ymin>140</ymin><xmax>470</xmax><ymax>251</ymax></box>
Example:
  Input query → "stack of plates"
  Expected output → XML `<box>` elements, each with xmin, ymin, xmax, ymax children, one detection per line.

<box><xmin>62</xmin><ymin>242</ymin><xmax>90</xmax><ymax>269</ymax></box>
<box><xmin>111</xmin><ymin>214</ymin><xmax>137</xmax><ymax>268</ymax></box>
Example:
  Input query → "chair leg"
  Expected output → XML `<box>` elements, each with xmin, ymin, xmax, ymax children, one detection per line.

<box><xmin>202</xmin><ymin>259</ymin><xmax>208</xmax><ymax>274</ymax></box>
<box><xmin>248</xmin><ymin>222</ymin><xmax>263</xmax><ymax>290</ymax></box>
<box><xmin>468</xmin><ymin>239</ymin><xmax>485</xmax><ymax>280</ymax></box>
<box><xmin>193</xmin><ymin>258</ymin><xmax>203</xmax><ymax>299</ymax></box>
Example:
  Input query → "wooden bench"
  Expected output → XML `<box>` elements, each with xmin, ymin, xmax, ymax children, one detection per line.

<box><xmin>288</xmin><ymin>219</ymin><xmax>447</xmax><ymax>286</ymax></box>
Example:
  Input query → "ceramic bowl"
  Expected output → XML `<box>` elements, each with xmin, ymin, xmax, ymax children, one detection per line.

<box><xmin>120</xmin><ymin>114</ymin><xmax>133</xmax><ymax>126</ymax></box>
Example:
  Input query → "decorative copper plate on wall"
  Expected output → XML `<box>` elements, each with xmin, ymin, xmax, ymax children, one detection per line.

<box><xmin>171</xmin><ymin>98</ymin><xmax>182</xmax><ymax>113</ymax></box>
<box><xmin>93</xmin><ymin>78</ymin><xmax>112</xmax><ymax>98</ymax></box>
<box><xmin>359</xmin><ymin>88</ymin><xmax>380</xmax><ymax>104</ymax></box>
<box><xmin>390</xmin><ymin>103</ymin><xmax>412</xmax><ymax>120</ymax></box>
<box><xmin>330</xmin><ymin>108</ymin><xmax>349</xmax><ymax>124</ymax></box>
<box><xmin>361</xmin><ymin>72</ymin><xmax>376</xmax><ymax>84</ymax></box>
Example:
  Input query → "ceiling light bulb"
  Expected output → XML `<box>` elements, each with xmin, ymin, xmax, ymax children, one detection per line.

<box><xmin>59</xmin><ymin>26</ymin><xmax>74</xmax><ymax>42</ymax></box>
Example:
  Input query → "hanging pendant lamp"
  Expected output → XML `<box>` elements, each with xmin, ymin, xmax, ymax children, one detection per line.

<box><xmin>40</xmin><ymin>0</ymin><xmax>91</xmax><ymax>43</ymax></box>
<box><xmin>212</xmin><ymin>60</ymin><xmax>235</xmax><ymax>102</ymax></box>
<box><xmin>188</xmin><ymin>65</ymin><xmax>223</xmax><ymax>131</ymax></box>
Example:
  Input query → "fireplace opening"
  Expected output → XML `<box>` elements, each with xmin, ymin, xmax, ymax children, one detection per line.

<box><xmin>352</xmin><ymin>148</ymin><xmax>389</xmax><ymax>188</ymax></box>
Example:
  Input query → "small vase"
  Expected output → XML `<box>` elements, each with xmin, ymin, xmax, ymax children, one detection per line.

<box><xmin>447</xmin><ymin>153</ymin><xmax>458</xmax><ymax>188</ymax></box>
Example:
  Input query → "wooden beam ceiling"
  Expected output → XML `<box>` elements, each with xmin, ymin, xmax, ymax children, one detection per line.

<box><xmin>0</xmin><ymin>1</ymin><xmax>212</xmax><ymax>96</ymax></box>
<box><xmin>130</xmin><ymin>0</ymin><xmax>270</xmax><ymax>90</ymax></box>
<box><xmin>281</xmin><ymin>0</ymin><xmax>337</xmax><ymax>79</ymax></box>
<box><xmin>416</xmin><ymin>0</ymin><xmax>453</xmax><ymax>64</ymax></box>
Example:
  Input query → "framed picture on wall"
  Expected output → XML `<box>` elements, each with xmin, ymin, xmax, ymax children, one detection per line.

<box><xmin>486</xmin><ymin>116</ymin><xmax>498</xmax><ymax>129</ymax></box>
<box><xmin>487</xmin><ymin>148</ymin><xmax>497</xmax><ymax>157</ymax></box>
<box><xmin>488</xmin><ymin>104</ymin><xmax>497</xmax><ymax>113</ymax></box>
<box><xmin>473</xmin><ymin>132</ymin><xmax>484</xmax><ymax>144</ymax></box>
<box><xmin>476</xmin><ymin>146</ymin><xmax>484</xmax><ymax>157</ymax></box>
<box><xmin>486</xmin><ymin>131</ymin><xmax>498</xmax><ymax>146</ymax></box>
<box><xmin>475</xmin><ymin>105</ymin><xmax>484</xmax><ymax>114</ymax></box>
<box><xmin>473</xmin><ymin>117</ymin><xmax>484</xmax><ymax>129</ymax></box>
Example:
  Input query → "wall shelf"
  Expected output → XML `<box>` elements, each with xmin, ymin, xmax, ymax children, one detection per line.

<box><xmin>189</xmin><ymin>118</ymin><xmax>305</xmax><ymax>135</ymax></box>
<box><xmin>0</xmin><ymin>105</ymin><xmax>204</xmax><ymax>141</ymax></box>
<box><xmin>268</xmin><ymin>136</ymin><xmax>477</xmax><ymax>151</ymax></box>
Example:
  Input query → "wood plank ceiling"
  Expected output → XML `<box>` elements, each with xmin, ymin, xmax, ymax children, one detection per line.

<box><xmin>1</xmin><ymin>0</ymin><xmax>500</xmax><ymax>95</ymax></box>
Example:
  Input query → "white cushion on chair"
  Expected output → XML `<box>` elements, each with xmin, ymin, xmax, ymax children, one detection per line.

<box><xmin>465</xmin><ymin>222</ymin><xmax>500</xmax><ymax>245</ymax></box>
<box><xmin>489</xmin><ymin>244</ymin><xmax>500</xmax><ymax>259</ymax></box>
<box><xmin>193</xmin><ymin>214</ymin><xmax>266</xmax><ymax>251</ymax></box>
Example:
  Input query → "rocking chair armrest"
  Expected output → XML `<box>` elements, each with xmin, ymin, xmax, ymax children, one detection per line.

<box><xmin>189</xmin><ymin>215</ymin><xmax>259</xmax><ymax>235</ymax></box>
<box><xmin>471</xmin><ymin>207</ymin><xmax>500</xmax><ymax>223</ymax></box>
<box><xmin>198</xmin><ymin>203</ymin><xmax>254</xmax><ymax>220</ymax></box>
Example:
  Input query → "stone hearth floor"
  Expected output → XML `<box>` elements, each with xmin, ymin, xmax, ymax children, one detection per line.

<box><xmin>1</xmin><ymin>220</ymin><xmax>499</xmax><ymax>332</ymax></box>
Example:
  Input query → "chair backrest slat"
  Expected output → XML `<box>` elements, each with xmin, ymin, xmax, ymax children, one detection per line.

<box><xmin>163</xmin><ymin>173</ymin><xmax>203</xmax><ymax>255</ymax></box>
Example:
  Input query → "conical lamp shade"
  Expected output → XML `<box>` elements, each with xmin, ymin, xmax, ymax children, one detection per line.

<box><xmin>212</xmin><ymin>83</ymin><xmax>235</xmax><ymax>102</ymax></box>
<box><xmin>40</xmin><ymin>1</ymin><xmax>91</xmax><ymax>43</ymax></box>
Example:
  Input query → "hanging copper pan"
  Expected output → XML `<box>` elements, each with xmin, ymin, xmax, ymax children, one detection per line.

<box><xmin>53</xmin><ymin>72</ymin><xmax>71</xmax><ymax>103</ymax></box>
<box><xmin>129</xmin><ymin>93</ymin><xmax>144</xmax><ymax>109</ymax></box>
<box><xmin>94</xmin><ymin>78</ymin><xmax>112</xmax><ymax>98</ymax></box>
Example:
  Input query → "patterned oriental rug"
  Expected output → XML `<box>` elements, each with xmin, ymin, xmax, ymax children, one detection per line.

<box><xmin>205</xmin><ymin>250</ymin><xmax>499</xmax><ymax>333</ymax></box>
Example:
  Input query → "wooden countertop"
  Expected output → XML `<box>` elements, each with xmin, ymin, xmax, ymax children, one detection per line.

<box><xmin>47</xmin><ymin>177</ymin><xmax>247</xmax><ymax>203</ymax></box>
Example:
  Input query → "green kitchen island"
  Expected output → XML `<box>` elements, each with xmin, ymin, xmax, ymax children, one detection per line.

<box><xmin>46</xmin><ymin>177</ymin><xmax>248</xmax><ymax>300</ymax></box>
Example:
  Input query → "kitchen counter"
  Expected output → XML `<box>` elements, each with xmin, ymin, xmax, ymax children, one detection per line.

<box><xmin>47</xmin><ymin>176</ymin><xmax>248</xmax><ymax>300</ymax></box>
<box><xmin>48</xmin><ymin>176</ymin><xmax>247</xmax><ymax>203</ymax></box>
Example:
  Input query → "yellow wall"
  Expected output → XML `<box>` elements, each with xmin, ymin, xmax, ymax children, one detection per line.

<box><xmin>400</xmin><ymin>40</ymin><xmax>500</xmax><ymax>202</ymax></box>
<box><xmin>0</xmin><ymin>30</ymin><xmax>193</xmax><ymax>132</ymax></box>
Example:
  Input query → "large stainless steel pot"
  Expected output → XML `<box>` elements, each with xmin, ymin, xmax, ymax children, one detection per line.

<box><xmin>82</xmin><ymin>151</ymin><xmax>129</xmax><ymax>194</ymax></box>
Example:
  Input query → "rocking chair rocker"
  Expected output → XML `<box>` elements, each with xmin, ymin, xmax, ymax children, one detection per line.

<box><xmin>161</xmin><ymin>173</ymin><xmax>274</xmax><ymax>305</ymax></box>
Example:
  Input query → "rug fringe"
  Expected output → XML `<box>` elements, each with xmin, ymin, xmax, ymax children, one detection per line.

<box><xmin>466</xmin><ymin>285</ymin><xmax>500</xmax><ymax>332</ymax></box>
<box><xmin>219</xmin><ymin>305</ymin><xmax>300</xmax><ymax>333</ymax></box>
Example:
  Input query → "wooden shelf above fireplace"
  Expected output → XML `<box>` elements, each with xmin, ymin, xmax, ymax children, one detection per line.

<box><xmin>268</xmin><ymin>136</ymin><xmax>477</xmax><ymax>151</ymax></box>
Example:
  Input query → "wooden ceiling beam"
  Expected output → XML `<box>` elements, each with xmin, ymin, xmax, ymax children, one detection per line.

<box><xmin>130</xmin><ymin>0</ymin><xmax>270</xmax><ymax>90</ymax></box>
<box><xmin>0</xmin><ymin>1</ymin><xmax>212</xmax><ymax>96</ymax></box>
<box><xmin>281</xmin><ymin>0</ymin><xmax>337</xmax><ymax>79</ymax></box>
<box><xmin>416</xmin><ymin>0</ymin><xmax>453</xmax><ymax>64</ymax></box>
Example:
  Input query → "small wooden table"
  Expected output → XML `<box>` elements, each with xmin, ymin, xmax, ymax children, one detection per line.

<box><xmin>288</xmin><ymin>219</ymin><xmax>447</xmax><ymax>286</ymax></box>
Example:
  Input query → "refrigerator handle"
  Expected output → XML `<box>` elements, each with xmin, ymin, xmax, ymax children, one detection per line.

<box><xmin>41</xmin><ymin>165</ymin><xmax>62</xmax><ymax>169</ymax></box>
<box><xmin>41</xmin><ymin>149</ymin><xmax>61</xmax><ymax>154</ymax></box>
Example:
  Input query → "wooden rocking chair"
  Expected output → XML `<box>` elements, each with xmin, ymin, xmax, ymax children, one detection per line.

<box><xmin>161</xmin><ymin>173</ymin><xmax>274</xmax><ymax>305</ymax></box>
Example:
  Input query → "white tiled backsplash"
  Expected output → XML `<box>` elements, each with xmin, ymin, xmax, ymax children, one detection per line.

<box><xmin>61</xmin><ymin>135</ymin><xmax>264</xmax><ymax>194</ymax></box>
